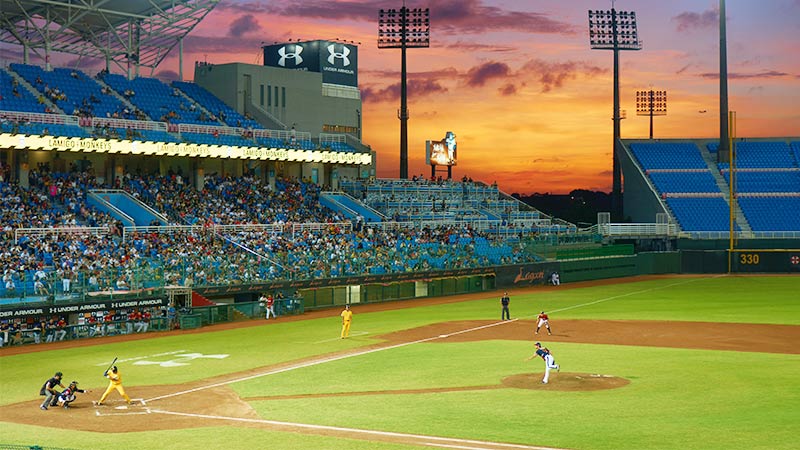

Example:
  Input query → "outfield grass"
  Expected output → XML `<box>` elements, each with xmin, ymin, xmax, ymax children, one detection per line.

<box><xmin>1</xmin><ymin>275</ymin><xmax>798</xmax><ymax>450</ymax></box>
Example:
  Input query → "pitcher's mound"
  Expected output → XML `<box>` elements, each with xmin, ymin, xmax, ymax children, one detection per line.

<box><xmin>502</xmin><ymin>373</ymin><xmax>630</xmax><ymax>391</ymax></box>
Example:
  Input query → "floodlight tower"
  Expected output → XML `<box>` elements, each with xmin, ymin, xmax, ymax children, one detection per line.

<box><xmin>636</xmin><ymin>89</ymin><xmax>667</xmax><ymax>139</ymax></box>
<box><xmin>378</xmin><ymin>3</ymin><xmax>430</xmax><ymax>179</ymax></box>
<box><xmin>589</xmin><ymin>3</ymin><xmax>642</xmax><ymax>221</ymax></box>
<box><xmin>719</xmin><ymin>0</ymin><xmax>730</xmax><ymax>163</ymax></box>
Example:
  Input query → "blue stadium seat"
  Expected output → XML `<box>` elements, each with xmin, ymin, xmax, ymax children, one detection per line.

<box><xmin>630</xmin><ymin>143</ymin><xmax>707</xmax><ymax>169</ymax></box>
<box><xmin>172</xmin><ymin>81</ymin><xmax>262</xmax><ymax>129</ymax></box>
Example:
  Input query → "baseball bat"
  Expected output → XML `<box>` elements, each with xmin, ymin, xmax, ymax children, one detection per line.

<box><xmin>103</xmin><ymin>357</ymin><xmax>118</xmax><ymax>375</ymax></box>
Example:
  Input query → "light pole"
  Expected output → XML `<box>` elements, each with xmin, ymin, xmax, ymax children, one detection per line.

<box><xmin>719</xmin><ymin>0</ymin><xmax>730</xmax><ymax>163</ymax></box>
<box><xmin>378</xmin><ymin>3</ymin><xmax>430</xmax><ymax>179</ymax></box>
<box><xmin>636</xmin><ymin>89</ymin><xmax>667</xmax><ymax>139</ymax></box>
<box><xmin>589</xmin><ymin>3</ymin><xmax>642</xmax><ymax>221</ymax></box>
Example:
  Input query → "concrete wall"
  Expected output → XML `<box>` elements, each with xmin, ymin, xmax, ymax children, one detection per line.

<box><xmin>193</xmin><ymin>62</ymin><xmax>361</xmax><ymax>136</ymax></box>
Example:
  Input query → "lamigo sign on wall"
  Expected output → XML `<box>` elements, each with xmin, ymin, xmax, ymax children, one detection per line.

<box><xmin>0</xmin><ymin>133</ymin><xmax>371</xmax><ymax>165</ymax></box>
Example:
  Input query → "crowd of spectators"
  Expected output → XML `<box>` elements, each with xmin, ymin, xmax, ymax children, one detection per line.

<box><xmin>1</xmin><ymin>171</ymin><xmax>535</xmax><ymax>301</ymax></box>
<box><xmin>124</xmin><ymin>172</ymin><xmax>334</xmax><ymax>225</ymax></box>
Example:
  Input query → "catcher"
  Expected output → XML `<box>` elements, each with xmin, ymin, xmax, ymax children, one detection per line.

<box><xmin>57</xmin><ymin>381</ymin><xmax>89</xmax><ymax>409</ymax></box>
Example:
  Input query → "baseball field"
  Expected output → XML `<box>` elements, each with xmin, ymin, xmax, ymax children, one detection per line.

<box><xmin>1</xmin><ymin>275</ymin><xmax>798</xmax><ymax>450</ymax></box>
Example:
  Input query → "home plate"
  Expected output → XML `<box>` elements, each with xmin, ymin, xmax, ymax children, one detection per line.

<box><xmin>114</xmin><ymin>406</ymin><xmax>129</xmax><ymax>410</ymax></box>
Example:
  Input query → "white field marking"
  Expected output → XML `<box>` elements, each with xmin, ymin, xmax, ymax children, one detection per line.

<box><xmin>313</xmin><ymin>331</ymin><xmax>370</xmax><ymax>344</ymax></box>
<box><xmin>94</xmin><ymin>350</ymin><xmax>187</xmax><ymax>366</ymax></box>
<box><xmin>526</xmin><ymin>276</ymin><xmax>718</xmax><ymax>318</ymax></box>
<box><xmin>151</xmin><ymin>409</ymin><xmax>564</xmax><ymax>450</ymax></box>
<box><xmin>96</xmin><ymin>410</ymin><xmax>152</xmax><ymax>416</ymax></box>
<box><xmin>145</xmin><ymin>319</ymin><xmax>516</xmax><ymax>403</ymax></box>
<box><xmin>425</xmin><ymin>443</ymin><xmax>506</xmax><ymax>450</ymax></box>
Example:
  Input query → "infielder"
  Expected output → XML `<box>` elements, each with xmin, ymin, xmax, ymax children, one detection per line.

<box><xmin>57</xmin><ymin>381</ymin><xmax>88</xmax><ymax>409</ymax></box>
<box><xmin>340</xmin><ymin>304</ymin><xmax>353</xmax><ymax>339</ymax></box>
<box><xmin>535</xmin><ymin>311</ymin><xmax>552</xmax><ymax>335</ymax></box>
<box><xmin>526</xmin><ymin>342</ymin><xmax>560</xmax><ymax>384</ymax></box>
<box><xmin>97</xmin><ymin>365</ymin><xmax>131</xmax><ymax>405</ymax></box>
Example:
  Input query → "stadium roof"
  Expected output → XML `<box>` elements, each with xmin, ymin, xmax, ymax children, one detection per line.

<box><xmin>0</xmin><ymin>0</ymin><xmax>218</xmax><ymax>71</ymax></box>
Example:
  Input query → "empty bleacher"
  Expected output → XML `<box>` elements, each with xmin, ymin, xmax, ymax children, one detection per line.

<box><xmin>629</xmin><ymin>142</ymin><xmax>707</xmax><ymax>169</ymax></box>
<box><xmin>628</xmin><ymin>140</ymin><xmax>800</xmax><ymax>234</ymax></box>
<box><xmin>715</xmin><ymin>141</ymin><xmax>800</xmax><ymax>232</ymax></box>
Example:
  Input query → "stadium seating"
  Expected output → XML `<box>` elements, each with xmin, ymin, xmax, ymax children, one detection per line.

<box><xmin>101</xmin><ymin>73</ymin><xmax>210</xmax><ymax>125</ymax></box>
<box><xmin>665</xmin><ymin>197</ymin><xmax>731</xmax><ymax>231</ymax></box>
<box><xmin>10</xmin><ymin>64</ymin><xmax>129</xmax><ymax>119</ymax></box>
<box><xmin>172</xmin><ymin>81</ymin><xmax>261</xmax><ymax>129</ymax></box>
<box><xmin>719</xmin><ymin>170</ymin><xmax>800</xmax><ymax>193</ymax></box>
<box><xmin>0</xmin><ymin>69</ymin><xmax>47</xmax><ymax>113</ymax></box>
<box><xmin>629</xmin><ymin>142</ymin><xmax>707</xmax><ymax>169</ymax></box>
<box><xmin>732</xmin><ymin>141</ymin><xmax>795</xmax><ymax>168</ymax></box>
<box><xmin>647</xmin><ymin>171</ymin><xmax>719</xmax><ymax>193</ymax></box>
<box><xmin>737</xmin><ymin>196</ymin><xmax>800</xmax><ymax>231</ymax></box>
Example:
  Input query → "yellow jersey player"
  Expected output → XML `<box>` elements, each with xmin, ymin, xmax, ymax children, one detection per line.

<box><xmin>97</xmin><ymin>365</ymin><xmax>131</xmax><ymax>405</ymax></box>
<box><xmin>340</xmin><ymin>304</ymin><xmax>353</xmax><ymax>338</ymax></box>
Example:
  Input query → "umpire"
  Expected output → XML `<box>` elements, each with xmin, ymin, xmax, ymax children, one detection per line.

<box><xmin>501</xmin><ymin>292</ymin><xmax>511</xmax><ymax>321</ymax></box>
<box><xmin>39</xmin><ymin>371</ymin><xmax>65</xmax><ymax>410</ymax></box>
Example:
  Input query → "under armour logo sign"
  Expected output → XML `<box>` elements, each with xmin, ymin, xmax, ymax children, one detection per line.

<box><xmin>278</xmin><ymin>45</ymin><xmax>303</xmax><ymax>67</ymax></box>
<box><xmin>327</xmin><ymin>44</ymin><xmax>351</xmax><ymax>66</ymax></box>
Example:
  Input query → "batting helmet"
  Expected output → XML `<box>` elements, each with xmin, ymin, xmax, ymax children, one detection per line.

<box><xmin>112</xmin><ymin>366</ymin><xmax>118</xmax><ymax>372</ymax></box>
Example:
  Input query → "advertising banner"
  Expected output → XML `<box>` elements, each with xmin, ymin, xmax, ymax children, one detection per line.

<box><xmin>495</xmin><ymin>262</ymin><xmax>561</xmax><ymax>288</ymax></box>
<box><xmin>0</xmin><ymin>296</ymin><xmax>168</xmax><ymax>319</ymax></box>
<box><xmin>264</xmin><ymin>40</ymin><xmax>358</xmax><ymax>87</ymax></box>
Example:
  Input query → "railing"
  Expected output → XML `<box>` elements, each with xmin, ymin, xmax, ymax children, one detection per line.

<box><xmin>122</xmin><ymin>222</ymin><xmax>354</xmax><ymax>241</ymax></box>
<box><xmin>177</xmin><ymin>123</ymin><xmax>250</xmax><ymax>136</ymax></box>
<box><xmin>87</xmin><ymin>191</ymin><xmax>135</xmax><ymax>226</ymax></box>
<box><xmin>252</xmin><ymin>127</ymin><xmax>312</xmax><ymax>141</ymax></box>
<box><xmin>319</xmin><ymin>133</ymin><xmax>347</xmax><ymax>143</ymax></box>
<box><xmin>91</xmin><ymin>188</ymin><xmax>171</xmax><ymax>225</ymax></box>
<box><xmin>597</xmin><ymin>223</ymin><xmax>679</xmax><ymax>237</ymax></box>
<box><xmin>14</xmin><ymin>226</ymin><xmax>110</xmax><ymax>244</ymax></box>
<box><xmin>0</xmin><ymin>110</ymin><xmax>79</xmax><ymax>125</ymax></box>
<box><xmin>90</xmin><ymin>117</ymin><xmax>167</xmax><ymax>131</ymax></box>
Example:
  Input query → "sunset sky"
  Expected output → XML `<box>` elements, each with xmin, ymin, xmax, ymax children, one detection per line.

<box><xmin>4</xmin><ymin>0</ymin><xmax>800</xmax><ymax>194</ymax></box>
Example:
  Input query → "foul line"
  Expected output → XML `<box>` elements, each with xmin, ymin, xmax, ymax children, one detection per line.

<box><xmin>151</xmin><ymin>409</ymin><xmax>563</xmax><ymax>450</ymax></box>
<box><xmin>145</xmin><ymin>319</ymin><xmax>517</xmax><ymax>403</ymax></box>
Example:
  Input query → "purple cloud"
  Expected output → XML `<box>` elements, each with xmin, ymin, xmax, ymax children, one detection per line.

<box><xmin>698</xmin><ymin>70</ymin><xmax>789</xmax><ymax>80</ymax></box>
<box><xmin>465</xmin><ymin>61</ymin><xmax>511</xmax><ymax>87</ymax></box>
<box><xmin>432</xmin><ymin>0</ymin><xmax>576</xmax><ymax>35</ymax></box>
<box><xmin>498</xmin><ymin>83</ymin><xmax>517</xmax><ymax>96</ymax></box>
<box><xmin>229</xmin><ymin>14</ymin><xmax>262</xmax><ymax>37</ymax></box>
<box><xmin>155</xmin><ymin>69</ymin><xmax>180</xmax><ymax>81</ymax></box>
<box><xmin>219</xmin><ymin>0</ymin><xmax>576</xmax><ymax>35</ymax></box>
<box><xmin>445</xmin><ymin>41</ymin><xmax>517</xmax><ymax>53</ymax></box>
<box><xmin>521</xmin><ymin>59</ymin><xmax>606</xmax><ymax>93</ymax></box>
<box><xmin>672</xmin><ymin>7</ymin><xmax>719</xmax><ymax>32</ymax></box>
<box><xmin>361</xmin><ymin>79</ymin><xmax>448</xmax><ymax>103</ymax></box>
